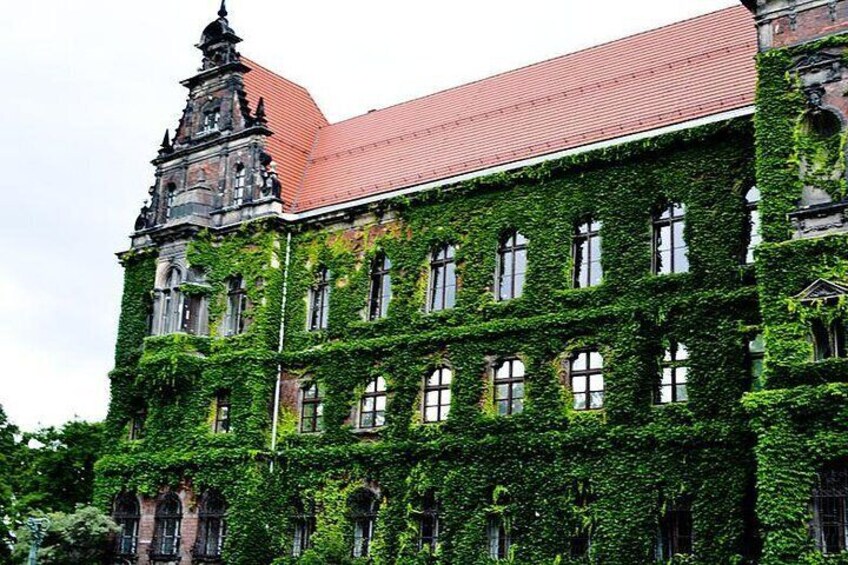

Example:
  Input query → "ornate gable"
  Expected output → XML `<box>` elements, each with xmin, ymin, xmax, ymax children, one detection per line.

<box><xmin>796</xmin><ymin>278</ymin><xmax>848</xmax><ymax>304</ymax></box>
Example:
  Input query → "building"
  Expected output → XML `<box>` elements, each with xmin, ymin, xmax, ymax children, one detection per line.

<box><xmin>98</xmin><ymin>1</ymin><xmax>848</xmax><ymax>563</ymax></box>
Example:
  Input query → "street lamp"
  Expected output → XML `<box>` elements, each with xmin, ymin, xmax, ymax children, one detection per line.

<box><xmin>25</xmin><ymin>517</ymin><xmax>51</xmax><ymax>565</ymax></box>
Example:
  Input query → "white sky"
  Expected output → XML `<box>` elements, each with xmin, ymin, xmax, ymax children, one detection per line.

<box><xmin>0</xmin><ymin>0</ymin><xmax>740</xmax><ymax>431</ymax></box>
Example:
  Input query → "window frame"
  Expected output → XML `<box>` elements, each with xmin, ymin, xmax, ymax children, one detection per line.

<box><xmin>164</xmin><ymin>183</ymin><xmax>176</xmax><ymax>221</ymax></box>
<box><xmin>812</xmin><ymin>465</ymin><xmax>848</xmax><ymax>555</ymax></box>
<box><xmin>744</xmin><ymin>186</ymin><xmax>761</xmax><ymax>265</ymax></box>
<box><xmin>656</xmin><ymin>342</ymin><xmax>689</xmax><ymax>405</ymax></box>
<box><xmin>128</xmin><ymin>406</ymin><xmax>146</xmax><ymax>441</ymax></box>
<box><xmin>572</xmin><ymin>219</ymin><xmax>603</xmax><ymax>288</ymax></box>
<box><xmin>569</xmin><ymin>349</ymin><xmax>605</xmax><ymax>411</ymax></box>
<box><xmin>493</xmin><ymin>358</ymin><xmax>526</xmax><ymax>417</ymax></box>
<box><xmin>427</xmin><ymin>244</ymin><xmax>457</xmax><ymax>312</ymax></box>
<box><xmin>151</xmin><ymin>493</ymin><xmax>182</xmax><ymax>559</ymax></box>
<box><xmin>225</xmin><ymin>276</ymin><xmax>248</xmax><ymax>336</ymax></box>
<box><xmin>202</xmin><ymin>107</ymin><xmax>221</xmax><ymax>133</ymax></box>
<box><xmin>417</xmin><ymin>492</ymin><xmax>440</xmax><ymax>552</ymax></box>
<box><xmin>656</xmin><ymin>499</ymin><xmax>693</xmax><ymax>560</ymax></box>
<box><xmin>113</xmin><ymin>493</ymin><xmax>140</xmax><ymax>558</ymax></box>
<box><xmin>307</xmin><ymin>267</ymin><xmax>330</xmax><ymax>332</ymax></box>
<box><xmin>367</xmin><ymin>253</ymin><xmax>392</xmax><ymax>321</ymax></box>
<box><xmin>487</xmin><ymin>515</ymin><xmax>511</xmax><ymax>560</ymax></box>
<box><xmin>233</xmin><ymin>164</ymin><xmax>247</xmax><ymax>207</ymax></box>
<box><xmin>652</xmin><ymin>202</ymin><xmax>688</xmax><ymax>275</ymax></box>
<box><xmin>351</xmin><ymin>490</ymin><xmax>380</xmax><ymax>558</ymax></box>
<box><xmin>292</xmin><ymin>503</ymin><xmax>316</xmax><ymax>557</ymax></box>
<box><xmin>358</xmin><ymin>377</ymin><xmax>387</xmax><ymax>430</ymax></box>
<box><xmin>495</xmin><ymin>230</ymin><xmax>528</xmax><ymax>301</ymax></box>
<box><xmin>299</xmin><ymin>381</ymin><xmax>324</xmax><ymax>434</ymax></box>
<box><xmin>195</xmin><ymin>491</ymin><xmax>227</xmax><ymax>560</ymax></box>
<box><xmin>422</xmin><ymin>367</ymin><xmax>452</xmax><ymax>424</ymax></box>
<box><xmin>214</xmin><ymin>391</ymin><xmax>231</xmax><ymax>434</ymax></box>
<box><xmin>812</xmin><ymin>318</ymin><xmax>847</xmax><ymax>362</ymax></box>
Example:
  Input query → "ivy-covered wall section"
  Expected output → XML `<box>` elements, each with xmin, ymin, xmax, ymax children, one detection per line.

<box><xmin>744</xmin><ymin>36</ymin><xmax>848</xmax><ymax>565</ymax></box>
<box><xmin>97</xmin><ymin>118</ymin><xmax>766</xmax><ymax>564</ymax></box>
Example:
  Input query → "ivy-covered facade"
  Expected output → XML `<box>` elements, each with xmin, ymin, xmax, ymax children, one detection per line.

<box><xmin>96</xmin><ymin>1</ymin><xmax>848</xmax><ymax>564</ymax></box>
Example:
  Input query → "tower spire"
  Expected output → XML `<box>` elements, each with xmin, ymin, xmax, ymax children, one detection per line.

<box><xmin>218</xmin><ymin>0</ymin><xmax>228</xmax><ymax>19</ymax></box>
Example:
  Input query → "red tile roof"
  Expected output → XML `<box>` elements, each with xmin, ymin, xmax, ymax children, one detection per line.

<box><xmin>244</xmin><ymin>6</ymin><xmax>756</xmax><ymax>214</ymax></box>
<box><xmin>242</xmin><ymin>58</ymin><xmax>328</xmax><ymax>206</ymax></box>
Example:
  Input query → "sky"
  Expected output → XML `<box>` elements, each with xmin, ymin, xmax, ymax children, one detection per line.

<box><xmin>0</xmin><ymin>0</ymin><xmax>739</xmax><ymax>431</ymax></box>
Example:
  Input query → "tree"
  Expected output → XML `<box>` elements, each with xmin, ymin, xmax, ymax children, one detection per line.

<box><xmin>11</xmin><ymin>506</ymin><xmax>119</xmax><ymax>565</ymax></box>
<box><xmin>0</xmin><ymin>404</ymin><xmax>21</xmax><ymax>562</ymax></box>
<box><xmin>13</xmin><ymin>420</ymin><xmax>104</xmax><ymax>518</ymax></box>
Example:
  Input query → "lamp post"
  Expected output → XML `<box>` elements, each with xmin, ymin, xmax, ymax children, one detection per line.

<box><xmin>25</xmin><ymin>517</ymin><xmax>51</xmax><ymax>565</ymax></box>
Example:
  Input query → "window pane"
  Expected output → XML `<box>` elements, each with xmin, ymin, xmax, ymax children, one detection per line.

<box><xmin>512</xmin><ymin>397</ymin><xmax>524</xmax><ymax>414</ymax></box>
<box><xmin>676</xmin><ymin>384</ymin><xmax>688</xmax><ymax>402</ymax></box>
<box><xmin>572</xmin><ymin>353</ymin><xmax>587</xmax><ymax>372</ymax></box>
<box><xmin>375</xmin><ymin>395</ymin><xmax>386</xmax><ymax>411</ymax></box>
<box><xmin>589</xmin><ymin>374</ymin><xmax>604</xmax><ymax>391</ymax></box>
<box><xmin>512</xmin><ymin>382</ymin><xmax>525</xmax><ymax>399</ymax></box>
<box><xmin>572</xmin><ymin>375</ymin><xmax>587</xmax><ymax>392</ymax></box>
<box><xmin>497</xmin><ymin>400</ymin><xmax>510</xmax><ymax>415</ymax></box>
<box><xmin>425</xmin><ymin>407</ymin><xmax>438</xmax><ymax>422</ymax></box>
<box><xmin>662</xmin><ymin>367</ymin><xmax>673</xmax><ymax>385</ymax></box>
<box><xmin>589</xmin><ymin>351</ymin><xmax>603</xmax><ymax>368</ymax></box>
<box><xmin>376</xmin><ymin>377</ymin><xmax>387</xmax><ymax>391</ymax></box>
<box><xmin>442</xmin><ymin>369</ymin><xmax>453</xmax><ymax>384</ymax></box>
<box><xmin>512</xmin><ymin>361</ymin><xmax>525</xmax><ymax>378</ymax></box>
<box><xmin>589</xmin><ymin>391</ymin><xmax>604</xmax><ymax>409</ymax></box>
<box><xmin>574</xmin><ymin>393</ymin><xmax>587</xmax><ymax>411</ymax></box>
<box><xmin>676</xmin><ymin>367</ymin><xmax>688</xmax><ymax>384</ymax></box>
<box><xmin>660</xmin><ymin>385</ymin><xmax>672</xmax><ymax>404</ymax></box>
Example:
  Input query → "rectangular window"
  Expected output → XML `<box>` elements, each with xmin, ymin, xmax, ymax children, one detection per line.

<box><xmin>353</xmin><ymin>516</ymin><xmax>376</xmax><ymax>557</ymax></box>
<box><xmin>494</xmin><ymin>359</ymin><xmax>525</xmax><ymax>416</ymax></box>
<box><xmin>497</xmin><ymin>231</ymin><xmax>528</xmax><ymax>301</ymax></box>
<box><xmin>656</xmin><ymin>343</ymin><xmax>688</xmax><ymax>404</ymax></box>
<box><xmin>487</xmin><ymin>516</ymin><xmax>510</xmax><ymax>560</ymax></box>
<box><xmin>653</xmin><ymin>203</ymin><xmax>688</xmax><ymax>275</ymax></box>
<box><xmin>812</xmin><ymin>319</ymin><xmax>847</xmax><ymax>361</ymax></box>
<box><xmin>368</xmin><ymin>254</ymin><xmax>392</xmax><ymax>320</ymax></box>
<box><xmin>214</xmin><ymin>392</ymin><xmax>231</xmax><ymax>434</ymax></box>
<box><xmin>359</xmin><ymin>377</ymin><xmax>387</xmax><ymax>429</ymax></box>
<box><xmin>573</xmin><ymin>220</ymin><xmax>602</xmax><ymax>288</ymax></box>
<box><xmin>428</xmin><ymin>245</ymin><xmax>457</xmax><ymax>312</ymax></box>
<box><xmin>292</xmin><ymin>515</ymin><xmax>315</xmax><ymax>557</ymax></box>
<box><xmin>748</xmin><ymin>333</ymin><xmax>764</xmax><ymax>390</ymax></box>
<box><xmin>570</xmin><ymin>350</ymin><xmax>604</xmax><ymax>410</ymax></box>
<box><xmin>657</xmin><ymin>501</ymin><xmax>693</xmax><ymax>560</ymax></box>
<box><xmin>745</xmin><ymin>186</ymin><xmax>761</xmax><ymax>264</ymax></box>
<box><xmin>812</xmin><ymin>466</ymin><xmax>848</xmax><ymax>554</ymax></box>
<box><xmin>308</xmin><ymin>268</ymin><xmax>330</xmax><ymax>331</ymax></box>
<box><xmin>181</xmin><ymin>295</ymin><xmax>202</xmax><ymax>335</ymax></box>
<box><xmin>233</xmin><ymin>165</ymin><xmax>246</xmax><ymax>207</ymax></box>
<box><xmin>129</xmin><ymin>408</ymin><xmax>146</xmax><ymax>441</ymax></box>
<box><xmin>423</xmin><ymin>368</ymin><xmax>452</xmax><ymax>423</ymax></box>
<box><xmin>300</xmin><ymin>382</ymin><xmax>323</xmax><ymax>433</ymax></box>
<box><xmin>225</xmin><ymin>277</ymin><xmax>248</xmax><ymax>336</ymax></box>
<box><xmin>418</xmin><ymin>507</ymin><xmax>439</xmax><ymax>551</ymax></box>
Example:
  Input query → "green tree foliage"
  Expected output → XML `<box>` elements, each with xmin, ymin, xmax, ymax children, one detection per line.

<box><xmin>0</xmin><ymin>403</ymin><xmax>21</xmax><ymax>562</ymax></box>
<box><xmin>11</xmin><ymin>505</ymin><xmax>119</xmax><ymax>565</ymax></box>
<box><xmin>13</xmin><ymin>421</ymin><xmax>104</xmax><ymax>518</ymax></box>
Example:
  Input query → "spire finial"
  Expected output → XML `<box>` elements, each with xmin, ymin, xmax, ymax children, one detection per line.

<box><xmin>255</xmin><ymin>97</ymin><xmax>267</xmax><ymax>125</ymax></box>
<box><xmin>218</xmin><ymin>0</ymin><xmax>228</xmax><ymax>19</ymax></box>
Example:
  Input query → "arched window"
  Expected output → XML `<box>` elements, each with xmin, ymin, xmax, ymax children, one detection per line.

<box><xmin>300</xmin><ymin>381</ymin><xmax>323</xmax><ymax>433</ymax></box>
<box><xmin>160</xmin><ymin>267</ymin><xmax>183</xmax><ymax>335</ymax></box>
<box><xmin>656</xmin><ymin>343</ymin><xmax>689</xmax><ymax>405</ymax></box>
<box><xmin>308</xmin><ymin>267</ymin><xmax>330</xmax><ymax>331</ymax></box>
<box><xmin>496</xmin><ymin>231</ymin><xmax>528</xmax><ymax>301</ymax></box>
<box><xmin>225</xmin><ymin>276</ymin><xmax>248</xmax><ymax>336</ymax></box>
<box><xmin>214</xmin><ymin>391</ymin><xmax>231</xmax><ymax>434</ymax></box>
<box><xmin>350</xmin><ymin>489</ymin><xmax>380</xmax><ymax>558</ymax></box>
<box><xmin>368</xmin><ymin>253</ymin><xmax>392</xmax><ymax>320</ymax></box>
<box><xmin>359</xmin><ymin>377</ymin><xmax>387</xmax><ymax>429</ymax></box>
<box><xmin>165</xmin><ymin>183</ymin><xmax>176</xmax><ymax>220</ymax></box>
<box><xmin>653</xmin><ymin>202</ymin><xmax>688</xmax><ymax>275</ymax></box>
<box><xmin>195</xmin><ymin>491</ymin><xmax>227</xmax><ymax>559</ymax></box>
<box><xmin>493</xmin><ymin>359</ymin><xmax>525</xmax><ymax>416</ymax></box>
<box><xmin>423</xmin><ymin>367</ymin><xmax>451</xmax><ymax>423</ymax></box>
<box><xmin>152</xmin><ymin>493</ymin><xmax>182</xmax><ymax>559</ymax></box>
<box><xmin>417</xmin><ymin>491</ymin><xmax>439</xmax><ymax>551</ymax></box>
<box><xmin>812</xmin><ymin>464</ymin><xmax>848</xmax><ymax>554</ymax></box>
<box><xmin>428</xmin><ymin>245</ymin><xmax>456</xmax><ymax>312</ymax></box>
<box><xmin>569</xmin><ymin>350</ymin><xmax>604</xmax><ymax>411</ymax></box>
<box><xmin>233</xmin><ymin>164</ymin><xmax>246</xmax><ymax>207</ymax></box>
<box><xmin>656</xmin><ymin>498</ymin><xmax>693</xmax><ymax>560</ymax></box>
<box><xmin>113</xmin><ymin>493</ymin><xmax>140</xmax><ymax>558</ymax></box>
<box><xmin>573</xmin><ymin>219</ymin><xmax>602</xmax><ymax>288</ymax></box>
<box><xmin>745</xmin><ymin>186</ymin><xmax>761</xmax><ymax>264</ymax></box>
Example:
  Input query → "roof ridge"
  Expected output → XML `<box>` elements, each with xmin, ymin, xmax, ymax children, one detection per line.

<box><xmin>241</xmin><ymin>55</ymin><xmax>329</xmax><ymax>124</ymax></box>
<box><xmin>324</xmin><ymin>4</ymin><xmax>744</xmax><ymax>127</ymax></box>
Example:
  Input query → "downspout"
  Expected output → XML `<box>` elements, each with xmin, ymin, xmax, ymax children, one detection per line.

<box><xmin>270</xmin><ymin>229</ymin><xmax>293</xmax><ymax>471</ymax></box>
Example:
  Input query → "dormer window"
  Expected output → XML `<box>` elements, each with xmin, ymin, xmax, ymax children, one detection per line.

<box><xmin>203</xmin><ymin>108</ymin><xmax>221</xmax><ymax>133</ymax></box>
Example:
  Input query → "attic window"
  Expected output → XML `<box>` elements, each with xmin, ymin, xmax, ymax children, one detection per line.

<box><xmin>203</xmin><ymin>108</ymin><xmax>221</xmax><ymax>133</ymax></box>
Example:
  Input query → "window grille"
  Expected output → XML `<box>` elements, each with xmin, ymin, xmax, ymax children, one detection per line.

<box><xmin>811</xmin><ymin>465</ymin><xmax>848</xmax><ymax>555</ymax></box>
